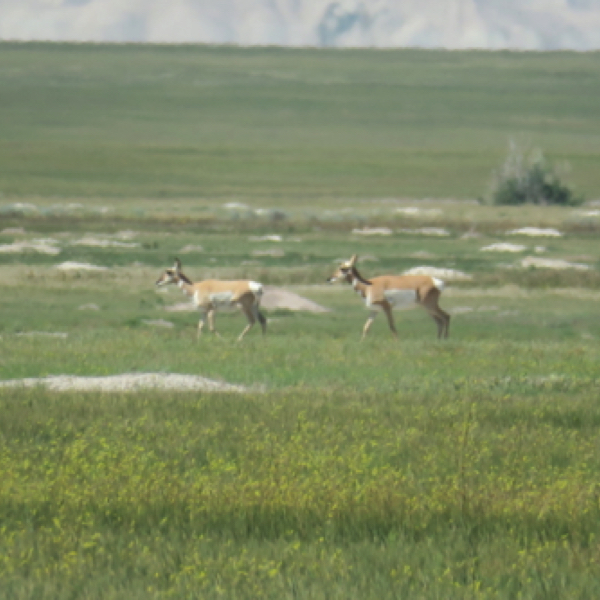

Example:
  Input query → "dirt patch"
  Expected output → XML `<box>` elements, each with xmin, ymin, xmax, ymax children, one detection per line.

<box><xmin>72</xmin><ymin>236</ymin><xmax>139</xmax><ymax>248</ymax></box>
<box><xmin>480</xmin><ymin>243</ymin><xmax>527</xmax><ymax>253</ymax></box>
<box><xmin>520</xmin><ymin>256</ymin><xmax>591</xmax><ymax>271</ymax></box>
<box><xmin>398</xmin><ymin>227</ymin><xmax>450</xmax><ymax>236</ymax></box>
<box><xmin>395</xmin><ymin>207</ymin><xmax>442</xmax><ymax>217</ymax></box>
<box><xmin>403</xmin><ymin>266</ymin><xmax>473</xmax><ymax>281</ymax></box>
<box><xmin>249</xmin><ymin>234</ymin><xmax>283</xmax><ymax>242</ymax></box>
<box><xmin>0</xmin><ymin>373</ymin><xmax>251</xmax><ymax>393</ymax></box>
<box><xmin>0</xmin><ymin>240</ymin><xmax>60</xmax><ymax>255</ymax></box>
<box><xmin>352</xmin><ymin>227</ymin><xmax>393</xmax><ymax>236</ymax></box>
<box><xmin>261</xmin><ymin>287</ymin><xmax>331</xmax><ymax>313</ymax></box>
<box><xmin>251</xmin><ymin>249</ymin><xmax>285</xmax><ymax>257</ymax></box>
<box><xmin>55</xmin><ymin>262</ymin><xmax>108</xmax><ymax>272</ymax></box>
<box><xmin>179</xmin><ymin>244</ymin><xmax>204</xmax><ymax>253</ymax></box>
<box><xmin>506</xmin><ymin>227</ymin><xmax>563</xmax><ymax>237</ymax></box>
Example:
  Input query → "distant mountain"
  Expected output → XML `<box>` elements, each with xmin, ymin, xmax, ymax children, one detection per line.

<box><xmin>3</xmin><ymin>0</ymin><xmax>600</xmax><ymax>50</ymax></box>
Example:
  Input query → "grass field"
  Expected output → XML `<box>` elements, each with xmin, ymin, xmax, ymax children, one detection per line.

<box><xmin>1</xmin><ymin>42</ymin><xmax>600</xmax><ymax>201</ymax></box>
<box><xmin>1</xmin><ymin>43</ymin><xmax>600</xmax><ymax>598</ymax></box>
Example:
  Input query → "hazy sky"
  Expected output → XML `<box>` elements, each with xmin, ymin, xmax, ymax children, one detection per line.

<box><xmin>2</xmin><ymin>0</ymin><xmax>600</xmax><ymax>50</ymax></box>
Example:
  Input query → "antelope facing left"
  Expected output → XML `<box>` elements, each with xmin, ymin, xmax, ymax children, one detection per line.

<box><xmin>155</xmin><ymin>258</ymin><xmax>267</xmax><ymax>341</ymax></box>
<box><xmin>327</xmin><ymin>254</ymin><xmax>450</xmax><ymax>340</ymax></box>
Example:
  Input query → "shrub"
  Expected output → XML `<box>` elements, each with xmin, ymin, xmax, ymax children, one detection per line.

<box><xmin>487</xmin><ymin>142</ymin><xmax>584</xmax><ymax>207</ymax></box>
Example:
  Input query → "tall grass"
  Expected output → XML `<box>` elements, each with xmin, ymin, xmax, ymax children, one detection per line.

<box><xmin>1</xmin><ymin>387</ymin><xmax>600</xmax><ymax>598</ymax></box>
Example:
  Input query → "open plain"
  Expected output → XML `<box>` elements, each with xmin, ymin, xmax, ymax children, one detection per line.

<box><xmin>1</xmin><ymin>43</ymin><xmax>600</xmax><ymax>599</ymax></box>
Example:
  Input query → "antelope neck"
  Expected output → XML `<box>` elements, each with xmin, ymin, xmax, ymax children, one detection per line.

<box><xmin>177</xmin><ymin>273</ymin><xmax>195</xmax><ymax>295</ymax></box>
<box><xmin>350</xmin><ymin>267</ymin><xmax>371</xmax><ymax>295</ymax></box>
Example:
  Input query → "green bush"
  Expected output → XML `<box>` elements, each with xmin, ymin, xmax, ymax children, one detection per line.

<box><xmin>488</xmin><ymin>142</ymin><xmax>584</xmax><ymax>206</ymax></box>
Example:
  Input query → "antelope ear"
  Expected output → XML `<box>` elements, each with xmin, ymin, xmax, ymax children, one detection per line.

<box><xmin>173</xmin><ymin>258</ymin><xmax>182</xmax><ymax>272</ymax></box>
<box><xmin>349</xmin><ymin>254</ymin><xmax>358</xmax><ymax>266</ymax></box>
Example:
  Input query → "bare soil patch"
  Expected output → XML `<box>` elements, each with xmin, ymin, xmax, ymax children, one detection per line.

<box><xmin>0</xmin><ymin>240</ymin><xmax>60</xmax><ymax>255</ymax></box>
<box><xmin>506</xmin><ymin>227</ymin><xmax>563</xmax><ymax>237</ymax></box>
<box><xmin>0</xmin><ymin>373</ymin><xmax>251</xmax><ymax>393</ymax></box>
<box><xmin>520</xmin><ymin>257</ymin><xmax>591</xmax><ymax>271</ymax></box>
<box><xmin>261</xmin><ymin>286</ymin><xmax>331</xmax><ymax>313</ymax></box>
<box><xmin>55</xmin><ymin>262</ymin><xmax>108</xmax><ymax>272</ymax></box>
<box><xmin>480</xmin><ymin>243</ymin><xmax>527</xmax><ymax>253</ymax></box>
<box><xmin>402</xmin><ymin>266</ymin><xmax>473</xmax><ymax>281</ymax></box>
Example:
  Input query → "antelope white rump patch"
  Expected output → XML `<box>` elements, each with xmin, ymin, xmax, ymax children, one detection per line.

<box><xmin>249</xmin><ymin>281</ymin><xmax>263</xmax><ymax>295</ymax></box>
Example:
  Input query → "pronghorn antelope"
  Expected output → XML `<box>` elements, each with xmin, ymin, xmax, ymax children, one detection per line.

<box><xmin>327</xmin><ymin>255</ymin><xmax>450</xmax><ymax>340</ymax></box>
<box><xmin>155</xmin><ymin>259</ymin><xmax>267</xmax><ymax>341</ymax></box>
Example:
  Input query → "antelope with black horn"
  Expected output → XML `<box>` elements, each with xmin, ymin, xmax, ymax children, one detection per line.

<box><xmin>155</xmin><ymin>258</ymin><xmax>267</xmax><ymax>341</ymax></box>
<box><xmin>327</xmin><ymin>254</ymin><xmax>450</xmax><ymax>340</ymax></box>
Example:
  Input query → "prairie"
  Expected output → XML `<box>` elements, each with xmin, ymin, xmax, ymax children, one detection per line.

<box><xmin>1</xmin><ymin>43</ymin><xmax>600</xmax><ymax>201</ymax></box>
<box><xmin>1</xmin><ymin>43</ymin><xmax>600</xmax><ymax>599</ymax></box>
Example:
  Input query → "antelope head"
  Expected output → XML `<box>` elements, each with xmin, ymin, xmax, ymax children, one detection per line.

<box><xmin>327</xmin><ymin>254</ymin><xmax>359</xmax><ymax>284</ymax></box>
<box><xmin>155</xmin><ymin>258</ymin><xmax>183</xmax><ymax>287</ymax></box>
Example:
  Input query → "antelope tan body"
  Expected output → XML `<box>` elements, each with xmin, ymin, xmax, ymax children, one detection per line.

<box><xmin>156</xmin><ymin>259</ymin><xmax>266</xmax><ymax>341</ymax></box>
<box><xmin>327</xmin><ymin>255</ymin><xmax>450</xmax><ymax>340</ymax></box>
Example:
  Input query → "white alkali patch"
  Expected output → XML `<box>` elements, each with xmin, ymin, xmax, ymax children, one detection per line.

<box><xmin>506</xmin><ymin>227</ymin><xmax>563</xmax><ymax>238</ymax></box>
<box><xmin>403</xmin><ymin>266</ymin><xmax>472</xmax><ymax>281</ymax></box>
<box><xmin>55</xmin><ymin>261</ymin><xmax>107</xmax><ymax>271</ymax></box>
<box><xmin>480</xmin><ymin>243</ymin><xmax>527</xmax><ymax>253</ymax></box>
<box><xmin>352</xmin><ymin>227</ymin><xmax>393</xmax><ymax>236</ymax></box>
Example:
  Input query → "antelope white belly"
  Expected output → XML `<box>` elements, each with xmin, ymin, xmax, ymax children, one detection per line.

<box><xmin>384</xmin><ymin>288</ymin><xmax>417</xmax><ymax>309</ymax></box>
<box><xmin>208</xmin><ymin>291</ymin><xmax>236</xmax><ymax>309</ymax></box>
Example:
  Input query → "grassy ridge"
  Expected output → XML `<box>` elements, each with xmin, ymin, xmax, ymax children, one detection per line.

<box><xmin>1</xmin><ymin>43</ymin><xmax>599</xmax><ymax>200</ymax></box>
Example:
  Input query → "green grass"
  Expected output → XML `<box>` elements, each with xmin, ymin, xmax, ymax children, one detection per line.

<box><xmin>2</xmin><ymin>386</ymin><xmax>600</xmax><ymax>599</ymax></box>
<box><xmin>1</xmin><ymin>43</ymin><xmax>599</xmax><ymax>200</ymax></box>
<box><xmin>1</xmin><ymin>228</ymin><xmax>600</xmax><ymax>597</ymax></box>
<box><xmin>1</xmin><ymin>42</ymin><xmax>600</xmax><ymax>598</ymax></box>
